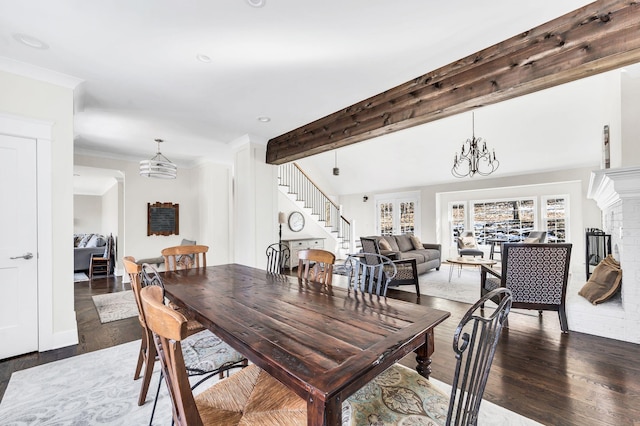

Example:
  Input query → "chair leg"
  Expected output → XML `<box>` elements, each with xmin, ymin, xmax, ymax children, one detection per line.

<box><xmin>138</xmin><ymin>332</ymin><xmax>157</xmax><ymax>406</ymax></box>
<box><xmin>559</xmin><ymin>305</ymin><xmax>569</xmax><ymax>333</ymax></box>
<box><xmin>134</xmin><ymin>335</ymin><xmax>146</xmax><ymax>380</ymax></box>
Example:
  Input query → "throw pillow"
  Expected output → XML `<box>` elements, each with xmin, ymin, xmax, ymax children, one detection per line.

<box><xmin>410</xmin><ymin>235</ymin><xmax>423</xmax><ymax>250</ymax></box>
<box><xmin>378</xmin><ymin>239</ymin><xmax>392</xmax><ymax>251</ymax></box>
<box><xmin>85</xmin><ymin>234</ymin><xmax>102</xmax><ymax>248</ymax></box>
<box><xmin>460</xmin><ymin>236</ymin><xmax>476</xmax><ymax>249</ymax></box>
<box><xmin>578</xmin><ymin>255</ymin><xmax>622</xmax><ymax>305</ymax></box>
<box><xmin>77</xmin><ymin>233</ymin><xmax>93</xmax><ymax>248</ymax></box>
<box><xmin>523</xmin><ymin>237</ymin><xmax>539</xmax><ymax>243</ymax></box>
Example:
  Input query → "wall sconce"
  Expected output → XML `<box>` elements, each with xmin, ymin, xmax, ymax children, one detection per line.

<box><xmin>363</xmin><ymin>195</ymin><xmax>368</xmax><ymax>202</ymax></box>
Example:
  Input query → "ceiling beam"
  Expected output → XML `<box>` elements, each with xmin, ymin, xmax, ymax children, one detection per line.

<box><xmin>266</xmin><ymin>0</ymin><xmax>640</xmax><ymax>165</ymax></box>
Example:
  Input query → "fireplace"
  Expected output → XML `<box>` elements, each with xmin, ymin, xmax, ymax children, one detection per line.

<box><xmin>568</xmin><ymin>166</ymin><xmax>640</xmax><ymax>344</ymax></box>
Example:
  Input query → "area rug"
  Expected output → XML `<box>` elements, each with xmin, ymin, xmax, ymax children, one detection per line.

<box><xmin>91</xmin><ymin>290</ymin><xmax>138</xmax><ymax>323</ymax></box>
<box><xmin>414</xmin><ymin>263</ymin><xmax>484</xmax><ymax>304</ymax></box>
<box><xmin>0</xmin><ymin>340</ymin><xmax>542</xmax><ymax>425</ymax></box>
<box><xmin>73</xmin><ymin>272</ymin><xmax>89</xmax><ymax>282</ymax></box>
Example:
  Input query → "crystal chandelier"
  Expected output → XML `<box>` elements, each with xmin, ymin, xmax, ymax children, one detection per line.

<box><xmin>451</xmin><ymin>112</ymin><xmax>499</xmax><ymax>178</ymax></box>
<box><xmin>139</xmin><ymin>139</ymin><xmax>177</xmax><ymax>179</ymax></box>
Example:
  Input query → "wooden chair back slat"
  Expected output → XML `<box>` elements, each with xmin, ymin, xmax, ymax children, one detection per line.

<box><xmin>297</xmin><ymin>249</ymin><xmax>335</xmax><ymax>285</ymax></box>
<box><xmin>162</xmin><ymin>245</ymin><xmax>208</xmax><ymax>271</ymax></box>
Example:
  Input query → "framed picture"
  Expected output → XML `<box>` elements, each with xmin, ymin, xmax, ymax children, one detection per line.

<box><xmin>147</xmin><ymin>202</ymin><xmax>179</xmax><ymax>236</ymax></box>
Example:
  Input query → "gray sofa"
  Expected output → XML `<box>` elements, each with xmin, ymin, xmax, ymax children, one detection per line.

<box><xmin>363</xmin><ymin>234</ymin><xmax>441</xmax><ymax>275</ymax></box>
<box><xmin>74</xmin><ymin>233</ymin><xmax>107</xmax><ymax>271</ymax></box>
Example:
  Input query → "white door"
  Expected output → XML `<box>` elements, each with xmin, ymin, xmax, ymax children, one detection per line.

<box><xmin>0</xmin><ymin>134</ymin><xmax>38</xmax><ymax>359</ymax></box>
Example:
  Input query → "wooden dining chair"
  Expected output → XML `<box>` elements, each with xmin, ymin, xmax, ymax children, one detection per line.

<box><xmin>162</xmin><ymin>244</ymin><xmax>208</xmax><ymax>271</ymax></box>
<box><xmin>343</xmin><ymin>288</ymin><xmax>512</xmax><ymax>426</ymax></box>
<box><xmin>297</xmin><ymin>249</ymin><xmax>335</xmax><ymax>285</ymax></box>
<box><xmin>123</xmin><ymin>257</ymin><xmax>246</xmax><ymax>423</ymax></box>
<box><xmin>139</xmin><ymin>285</ymin><xmax>307</xmax><ymax>425</ymax></box>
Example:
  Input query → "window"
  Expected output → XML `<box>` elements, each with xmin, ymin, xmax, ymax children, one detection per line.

<box><xmin>376</xmin><ymin>192</ymin><xmax>420</xmax><ymax>236</ymax></box>
<box><xmin>450</xmin><ymin>202</ymin><xmax>466</xmax><ymax>244</ymax></box>
<box><xmin>543</xmin><ymin>196</ymin><xmax>568</xmax><ymax>242</ymax></box>
<box><xmin>472</xmin><ymin>199</ymin><xmax>535</xmax><ymax>245</ymax></box>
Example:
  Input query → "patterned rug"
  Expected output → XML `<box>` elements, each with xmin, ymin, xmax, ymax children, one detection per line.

<box><xmin>0</xmin><ymin>340</ymin><xmax>542</xmax><ymax>425</ymax></box>
<box><xmin>91</xmin><ymin>290</ymin><xmax>138</xmax><ymax>323</ymax></box>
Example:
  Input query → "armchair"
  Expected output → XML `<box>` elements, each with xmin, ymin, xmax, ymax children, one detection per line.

<box><xmin>481</xmin><ymin>242</ymin><xmax>572</xmax><ymax>332</ymax></box>
<box><xmin>457</xmin><ymin>230</ymin><xmax>484</xmax><ymax>258</ymax></box>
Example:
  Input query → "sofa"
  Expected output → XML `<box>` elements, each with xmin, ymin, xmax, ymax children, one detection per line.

<box><xmin>74</xmin><ymin>233</ymin><xmax>107</xmax><ymax>271</ymax></box>
<box><xmin>362</xmin><ymin>234</ymin><xmax>441</xmax><ymax>275</ymax></box>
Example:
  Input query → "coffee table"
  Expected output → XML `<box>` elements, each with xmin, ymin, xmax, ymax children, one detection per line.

<box><xmin>446</xmin><ymin>257</ymin><xmax>497</xmax><ymax>282</ymax></box>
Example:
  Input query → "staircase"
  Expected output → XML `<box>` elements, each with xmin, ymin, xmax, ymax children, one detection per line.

<box><xmin>278</xmin><ymin>163</ymin><xmax>354</xmax><ymax>256</ymax></box>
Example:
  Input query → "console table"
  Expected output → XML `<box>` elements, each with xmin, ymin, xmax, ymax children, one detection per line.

<box><xmin>282</xmin><ymin>237</ymin><xmax>326</xmax><ymax>272</ymax></box>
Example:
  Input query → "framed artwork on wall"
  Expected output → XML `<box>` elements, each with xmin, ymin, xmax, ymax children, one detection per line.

<box><xmin>147</xmin><ymin>202</ymin><xmax>179</xmax><ymax>236</ymax></box>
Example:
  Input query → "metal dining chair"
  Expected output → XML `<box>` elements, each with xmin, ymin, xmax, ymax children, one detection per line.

<box><xmin>344</xmin><ymin>253</ymin><xmax>397</xmax><ymax>297</ymax></box>
<box><xmin>343</xmin><ymin>288</ymin><xmax>513</xmax><ymax>425</ymax></box>
<box><xmin>265</xmin><ymin>242</ymin><xmax>290</xmax><ymax>273</ymax></box>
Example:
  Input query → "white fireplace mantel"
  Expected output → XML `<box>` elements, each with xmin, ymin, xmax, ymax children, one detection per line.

<box><xmin>588</xmin><ymin>166</ymin><xmax>640</xmax><ymax>210</ymax></box>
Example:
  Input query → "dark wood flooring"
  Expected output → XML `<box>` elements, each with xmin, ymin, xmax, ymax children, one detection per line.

<box><xmin>1</xmin><ymin>274</ymin><xmax>639</xmax><ymax>425</ymax></box>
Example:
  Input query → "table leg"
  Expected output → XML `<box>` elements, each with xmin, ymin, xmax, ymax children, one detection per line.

<box><xmin>307</xmin><ymin>394</ymin><xmax>340</xmax><ymax>426</ymax></box>
<box><xmin>448</xmin><ymin>263</ymin><xmax>454</xmax><ymax>282</ymax></box>
<box><xmin>415</xmin><ymin>328</ymin><xmax>435</xmax><ymax>379</ymax></box>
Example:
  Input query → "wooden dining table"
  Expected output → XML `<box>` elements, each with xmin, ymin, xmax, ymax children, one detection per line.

<box><xmin>160</xmin><ymin>263</ymin><xmax>451</xmax><ymax>426</ymax></box>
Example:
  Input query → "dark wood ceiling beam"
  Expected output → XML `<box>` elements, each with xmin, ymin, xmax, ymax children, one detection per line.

<box><xmin>266</xmin><ymin>0</ymin><xmax>640</xmax><ymax>164</ymax></box>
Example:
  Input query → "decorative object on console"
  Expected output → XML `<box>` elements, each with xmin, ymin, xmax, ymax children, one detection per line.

<box><xmin>139</xmin><ymin>138</ymin><xmax>177</xmax><ymax>179</ymax></box>
<box><xmin>288</xmin><ymin>211</ymin><xmax>304</xmax><ymax>232</ymax></box>
<box><xmin>451</xmin><ymin>112</ymin><xmax>499</xmax><ymax>178</ymax></box>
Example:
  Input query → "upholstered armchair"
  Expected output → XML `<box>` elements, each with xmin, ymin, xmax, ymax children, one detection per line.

<box><xmin>457</xmin><ymin>230</ymin><xmax>484</xmax><ymax>258</ymax></box>
<box><xmin>524</xmin><ymin>231</ymin><xmax>547</xmax><ymax>243</ymax></box>
<box><xmin>481</xmin><ymin>242</ymin><xmax>572</xmax><ymax>332</ymax></box>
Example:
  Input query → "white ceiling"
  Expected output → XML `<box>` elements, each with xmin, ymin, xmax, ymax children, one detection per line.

<box><xmin>2</xmin><ymin>0</ymin><xmax>633</xmax><ymax>196</ymax></box>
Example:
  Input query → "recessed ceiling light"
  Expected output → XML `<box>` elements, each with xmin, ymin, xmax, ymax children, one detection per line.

<box><xmin>196</xmin><ymin>53</ymin><xmax>212</xmax><ymax>63</ymax></box>
<box><xmin>12</xmin><ymin>33</ymin><xmax>49</xmax><ymax>50</ymax></box>
<box><xmin>246</xmin><ymin>0</ymin><xmax>266</xmax><ymax>7</ymax></box>
<box><xmin>257</xmin><ymin>116</ymin><xmax>271</xmax><ymax>123</ymax></box>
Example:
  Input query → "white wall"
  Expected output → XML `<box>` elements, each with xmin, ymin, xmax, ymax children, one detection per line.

<box><xmin>621</xmin><ymin>73</ymin><xmax>640</xmax><ymax>166</ymax></box>
<box><xmin>0</xmin><ymin>69</ymin><xmax>76</xmax><ymax>348</ymax></box>
<box><xmin>74</xmin><ymin>155</ymin><xmax>233</xmax><ymax>268</ymax></box>
<box><xmin>74</xmin><ymin>194</ymin><xmax>102</xmax><ymax>234</ymax></box>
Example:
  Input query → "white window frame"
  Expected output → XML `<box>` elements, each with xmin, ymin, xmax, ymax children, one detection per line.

<box><xmin>375</xmin><ymin>191</ymin><xmax>421</xmax><ymax>236</ymax></box>
<box><xmin>469</xmin><ymin>196</ymin><xmax>538</xmax><ymax>245</ymax></box>
<box><xmin>541</xmin><ymin>194</ymin><xmax>570</xmax><ymax>243</ymax></box>
<box><xmin>449</xmin><ymin>201</ymin><xmax>467</xmax><ymax>246</ymax></box>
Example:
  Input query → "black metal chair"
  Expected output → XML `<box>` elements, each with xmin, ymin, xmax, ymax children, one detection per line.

<box><xmin>265</xmin><ymin>243</ymin><xmax>290</xmax><ymax>273</ymax></box>
<box><xmin>360</xmin><ymin>237</ymin><xmax>421</xmax><ymax>296</ymax></box>
<box><xmin>343</xmin><ymin>288</ymin><xmax>512</xmax><ymax>425</ymax></box>
<box><xmin>344</xmin><ymin>253</ymin><xmax>397</xmax><ymax>297</ymax></box>
<box><xmin>481</xmin><ymin>243</ymin><xmax>572</xmax><ymax>332</ymax></box>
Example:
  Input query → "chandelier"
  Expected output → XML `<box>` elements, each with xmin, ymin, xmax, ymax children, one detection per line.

<box><xmin>139</xmin><ymin>139</ymin><xmax>177</xmax><ymax>179</ymax></box>
<box><xmin>451</xmin><ymin>112</ymin><xmax>499</xmax><ymax>178</ymax></box>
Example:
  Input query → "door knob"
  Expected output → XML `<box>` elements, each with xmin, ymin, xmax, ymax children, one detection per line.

<box><xmin>10</xmin><ymin>252</ymin><xmax>33</xmax><ymax>260</ymax></box>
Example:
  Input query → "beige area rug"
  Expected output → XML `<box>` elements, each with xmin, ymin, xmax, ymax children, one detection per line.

<box><xmin>92</xmin><ymin>290</ymin><xmax>138</xmax><ymax>323</ymax></box>
<box><xmin>0</xmin><ymin>340</ymin><xmax>543</xmax><ymax>425</ymax></box>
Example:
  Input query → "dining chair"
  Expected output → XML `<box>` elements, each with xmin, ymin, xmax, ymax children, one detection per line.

<box><xmin>360</xmin><ymin>237</ymin><xmax>421</xmax><ymax>296</ymax></box>
<box><xmin>139</xmin><ymin>285</ymin><xmax>307</xmax><ymax>425</ymax></box>
<box><xmin>343</xmin><ymin>288</ymin><xmax>512</xmax><ymax>426</ymax></box>
<box><xmin>161</xmin><ymin>244</ymin><xmax>208</xmax><ymax>271</ymax></box>
<box><xmin>344</xmin><ymin>253</ymin><xmax>397</xmax><ymax>297</ymax></box>
<box><xmin>457</xmin><ymin>230</ymin><xmax>484</xmax><ymax>258</ymax></box>
<box><xmin>297</xmin><ymin>248</ymin><xmax>335</xmax><ymax>285</ymax></box>
<box><xmin>123</xmin><ymin>258</ymin><xmax>246</xmax><ymax>424</ymax></box>
<box><xmin>265</xmin><ymin>242</ymin><xmax>290</xmax><ymax>273</ymax></box>
<box><xmin>481</xmin><ymin>242</ymin><xmax>572</xmax><ymax>332</ymax></box>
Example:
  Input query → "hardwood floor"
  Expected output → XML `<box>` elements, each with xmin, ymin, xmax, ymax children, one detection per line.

<box><xmin>1</xmin><ymin>274</ymin><xmax>639</xmax><ymax>425</ymax></box>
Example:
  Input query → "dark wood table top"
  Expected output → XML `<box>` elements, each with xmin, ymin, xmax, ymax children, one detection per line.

<box><xmin>161</xmin><ymin>263</ymin><xmax>450</xmax><ymax>426</ymax></box>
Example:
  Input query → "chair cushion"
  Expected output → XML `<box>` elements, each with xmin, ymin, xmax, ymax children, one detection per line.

<box><xmin>181</xmin><ymin>330</ymin><xmax>245</xmax><ymax>374</ymax></box>
<box><xmin>343</xmin><ymin>363</ymin><xmax>449</xmax><ymax>426</ymax></box>
<box><xmin>395</xmin><ymin>235</ymin><xmax>414</xmax><ymax>252</ymax></box>
<box><xmin>523</xmin><ymin>237</ymin><xmax>538</xmax><ymax>243</ymax></box>
<box><xmin>410</xmin><ymin>235</ymin><xmax>423</xmax><ymax>250</ymax></box>
<box><xmin>579</xmin><ymin>255</ymin><xmax>622</xmax><ymax>305</ymax></box>
<box><xmin>195</xmin><ymin>364</ymin><xmax>307</xmax><ymax>425</ymax></box>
